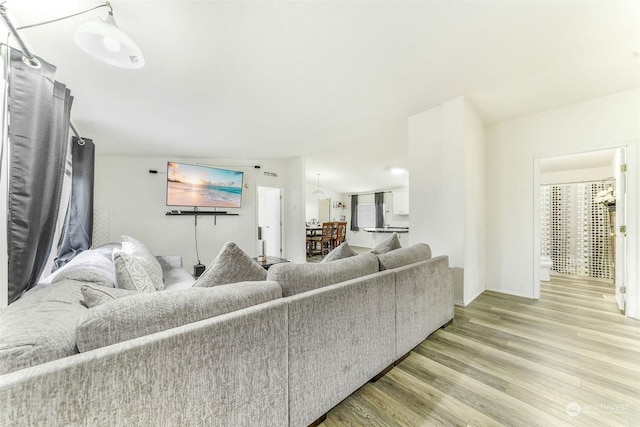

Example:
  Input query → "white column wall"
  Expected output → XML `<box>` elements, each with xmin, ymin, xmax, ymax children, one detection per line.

<box><xmin>408</xmin><ymin>96</ymin><xmax>486</xmax><ymax>306</ymax></box>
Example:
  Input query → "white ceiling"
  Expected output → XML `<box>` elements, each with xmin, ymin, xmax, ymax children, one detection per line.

<box><xmin>5</xmin><ymin>0</ymin><xmax>640</xmax><ymax>193</ymax></box>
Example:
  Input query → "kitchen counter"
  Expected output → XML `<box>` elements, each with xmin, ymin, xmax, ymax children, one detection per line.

<box><xmin>362</xmin><ymin>227</ymin><xmax>409</xmax><ymax>233</ymax></box>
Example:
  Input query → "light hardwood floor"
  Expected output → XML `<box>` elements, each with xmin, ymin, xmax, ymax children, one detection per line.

<box><xmin>320</xmin><ymin>276</ymin><xmax>640</xmax><ymax>426</ymax></box>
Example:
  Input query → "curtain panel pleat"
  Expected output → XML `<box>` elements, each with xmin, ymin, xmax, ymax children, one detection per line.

<box><xmin>7</xmin><ymin>50</ymin><xmax>72</xmax><ymax>303</ymax></box>
<box><xmin>350</xmin><ymin>194</ymin><xmax>358</xmax><ymax>231</ymax></box>
<box><xmin>54</xmin><ymin>137</ymin><xmax>95</xmax><ymax>271</ymax></box>
<box><xmin>374</xmin><ymin>192</ymin><xmax>384</xmax><ymax>228</ymax></box>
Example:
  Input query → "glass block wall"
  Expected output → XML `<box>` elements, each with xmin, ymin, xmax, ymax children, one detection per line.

<box><xmin>540</xmin><ymin>182</ymin><xmax>613</xmax><ymax>279</ymax></box>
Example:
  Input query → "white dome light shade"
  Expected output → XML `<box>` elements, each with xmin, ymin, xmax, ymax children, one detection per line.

<box><xmin>74</xmin><ymin>13</ymin><xmax>144</xmax><ymax>69</ymax></box>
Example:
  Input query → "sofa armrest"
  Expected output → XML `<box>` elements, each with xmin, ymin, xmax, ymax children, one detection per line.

<box><xmin>393</xmin><ymin>255</ymin><xmax>453</xmax><ymax>358</ymax></box>
<box><xmin>0</xmin><ymin>300</ymin><xmax>288</xmax><ymax>426</ymax></box>
<box><xmin>156</xmin><ymin>255</ymin><xmax>183</xmax><ymax>269</ymax></box>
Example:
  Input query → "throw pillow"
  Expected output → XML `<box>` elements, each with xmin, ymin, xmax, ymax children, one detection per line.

<box><xmin>121</xmin><ymin>235</ymin><xmax>165</xmax><ymax>290</ymax></box>
<box><xmin>81</xmin><ymin>284</ymin><xmax>139</xmax><ymax>308</ymax></box>
<box><xmin>193</xmin><ymin>242</ymin><xmax>267</xmax><ymax>288</ymax></box>
<box><xmin>50</xmin><ymin>249</ymin><xmax>116</xmax><ymax>288</ymax></box>
<box><xmin>112</xmin><ymin>249</ymin><xmax>158</xmax><ymax>293</ymax></box>
<box><xmin>321</xmin><ymin>242</ymin><xmax>357</xmax><ymax>263</ymax></box>
<box><xmin>370</xmin><ymin>232</ymin><xmax>402</xmax><ymax>255</ymax></box>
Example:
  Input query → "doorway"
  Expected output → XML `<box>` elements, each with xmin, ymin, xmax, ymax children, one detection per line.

<box><xmin>535</xmin><ymin>147</ymin><xmax>628</xmax><ymax>313</ymax></box>
<box><xmin>257</xmin><ymin>186</ymin><xmax>282</xmax><ymax>257</ymax></box>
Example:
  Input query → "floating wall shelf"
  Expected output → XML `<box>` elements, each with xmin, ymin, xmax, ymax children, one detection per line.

<box><xmin>165</xmin><ymin>210</ymin><xmax>238</xmax><ymax>216</ymax></box>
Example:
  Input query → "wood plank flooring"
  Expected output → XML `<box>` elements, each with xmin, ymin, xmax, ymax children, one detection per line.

<box><xmin>320</xmin><ymin>276</ymin><xmax>640</xmax><ymax>426</ymax></box>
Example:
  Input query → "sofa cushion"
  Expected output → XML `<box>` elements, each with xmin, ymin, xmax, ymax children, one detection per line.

<box><xmin>81</xmin><ymin>284</ymin><xmax>139</xmax><ymax>308</ymax></box>
<box><xmin>193</xmin><ymin>242</ymin><xmax>267</xmax><ymax>288</ymax></box>
<box><xmin>50</xmin><ymin>249</ymin><xmax>116</xmax><ymax>288</ymax></box>
<box><xmin>122</xmin><ymin>235</ymin><xmax>164</xmax><ymax>290</ymax></box>
<box><xmin>0</xmin><ymin>281</ymin><xmax>87</xmax><ymax>375</ymax></box>
<box><xmin>321</xmin><ymin>242</ymin><xmax>357</xmax><ymax>263</ymax></box>
<box><xmin>112</xmin><ymin>249</ymin><xmax>158</xmax><ymax>293</ymax></box>
<box><xmin>267</xmin><ymin>253</ymin><xmax>379</xmax><ymax>297</ymax></box>
<box><xmin>369</xmin><ymin>232</ymin><xmax>402</xmax><ymax>255</ymax></box>
<box><xmin>377</xmin><ymin>243</ymin><xmax>432</xmax><ymax>270</ymax></box>
<box><xmin>76</xmin><ymin>281</ymin><xmax>282</xmax><ymax>352</ymax></box>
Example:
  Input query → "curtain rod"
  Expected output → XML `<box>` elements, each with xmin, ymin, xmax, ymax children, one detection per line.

<box><xmin>348</xmin><ymin>190</ymin><xmax>393</xmax><ymax>197</ymax></box>
<box><xmin>541</xmin><ymin>177</ymin><xmax>614</xmax><ymax>186</ymax></box>
<box><xmin>0</xmin><ymin>4</ymin><xmax>39</xmax><ymax>68</ymax></box>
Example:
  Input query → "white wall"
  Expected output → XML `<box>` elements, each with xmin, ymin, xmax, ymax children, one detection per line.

<box><xmin>95</xmin><ymin>156</ymin><xmax>305</xmax><ymax>271</ymax></box>
<box><xmin>486</xmin><ymin>89</ymin><xmax>639</xmax><ymax>318</ymax></box>
<box><xmin>408</xmin><ymin>96</ymin><xmax>486</xmax><ymax>306</ymax></box>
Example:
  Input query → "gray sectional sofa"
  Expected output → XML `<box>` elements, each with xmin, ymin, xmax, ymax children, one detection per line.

<box><xmin>0</xmin><ymin>241</ymin><xmax>453</xmax><ymax>426</ymax></box>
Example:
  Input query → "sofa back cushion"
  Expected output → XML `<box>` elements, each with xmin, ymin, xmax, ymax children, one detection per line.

<box><xmin>0</xmin><ymin>281</ymin><xmax>88</xmax><ymax>375</ymax></box>
<box><xmin>376</xmin><ymin>243</ymin><xmax>432</xmax><ymax>270</ymax></box>
<box><xmin>76</xmin><ymin>281</ymin><xmax>282</xmax><ymax>352</ymax></box>
<box><xmin>267</xmin><ymin>253</ymin><xmax>379</xmax><ymax>297</ymax></box>
<box><xmin>49</xmin><ymin>249</ymin><xmax>116</xmax><ymax>288</ymax></box>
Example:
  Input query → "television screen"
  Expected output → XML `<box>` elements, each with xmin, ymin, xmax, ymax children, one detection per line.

<box><xmin>167</xmin><ymin>162</ymin><xmax>244</xmax><ymax>208</ymax></box>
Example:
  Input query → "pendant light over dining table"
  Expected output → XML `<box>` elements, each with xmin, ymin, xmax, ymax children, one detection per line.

<box><xmin>312</xmin><ymin>174</ymin><xmax>325</xmax><ymax>199</ymax></box>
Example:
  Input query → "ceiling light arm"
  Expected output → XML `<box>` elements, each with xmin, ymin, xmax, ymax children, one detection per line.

<box><xmin>0</xmin><ymin>2</ymin><xmax>113</xmax><ymax>69</ymax></box>
<box><xmin>16</xmin><ymin>3</ymin><xmax>111</xmax><ymax>31</ymax></box>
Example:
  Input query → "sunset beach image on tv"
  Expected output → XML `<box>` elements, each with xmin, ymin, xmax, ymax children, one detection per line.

<box><xmin>167</xmin><ymin>162</ymin><xmax>244</xmax><ymax>208</ymax></box>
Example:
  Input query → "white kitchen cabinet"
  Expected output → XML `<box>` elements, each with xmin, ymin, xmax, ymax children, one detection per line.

<box><xmin>392</xmin><ymin>190</ymin><xmax>409</xmax><ymax>215</ymax></box>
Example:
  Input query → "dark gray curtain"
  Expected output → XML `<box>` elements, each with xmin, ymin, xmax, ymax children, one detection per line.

<box><xmin>350</xmin><ymin>194</ymin><xmax>359</xmax><ymax>231</ymax></box>
<box><xmin>7</xmin><ymin>50</ymin><xmax>72</xmax><ymax>303</ymax></box>
<box><xmin>54</xmin><ymin>137</ymin><xmax>95</xmax><ymax>271</ymax></box>
<box><xmin>375</xmin><ymin>192</ymin><xmax>384</xmax><ymax>228</ymax></box>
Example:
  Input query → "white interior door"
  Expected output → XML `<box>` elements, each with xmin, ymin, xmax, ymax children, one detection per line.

<box><xmin>257</xmin><ymin>186</ymin><xmax>282</xmax><ymax>257</ymax></box>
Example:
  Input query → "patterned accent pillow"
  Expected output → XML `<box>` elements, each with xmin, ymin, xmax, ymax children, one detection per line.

<box><xmin>112</xmin><ymin>249</ymin><xmax>157</xmax><ymax>293</ymax></box>
<box><xmin>194</xmin><ymin>242</ymin><xmax>267</xmax><ymax>288</ymax></box>
<box><xmin>321</xmin><ymin>242</ymin><xmax>357</xmax><ymax>263</ymax></box>
<box><xmin>81</xmin><ymin>284</ymin><xmax>139</xmax><ymax>308</ymax></box>
<box><xmin>370</xmin><ymin>232</ymin><xmax>402</xmax><ymax>255</ymax></box>
<box><xmin>121</xmin><ymin>235</ymin><xmax>165</xmax><ymax>290</ymax></box>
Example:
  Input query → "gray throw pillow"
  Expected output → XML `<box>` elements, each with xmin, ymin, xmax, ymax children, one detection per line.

<box><xmin>76</xmin><ymin>281</ymin><xmax>282</xmax><ymax>352</ymax></box>
<box><xmin>321</xmin><ymin>242</ymin><xmax>357</xmax><ymax>263</ymax></box>
<box><xmin>370</xmin><ymin>232</ymin><xmax>402</xmax><ymax>254</ymax></box>
<box><xmin>81</xmin><ymin>284</ymin><xmax>139</xmax><ymax>308</ymax></box>
<box><xmin>121</xmin><ymin>235</ymin><xmax>164</xmax><ymax>290</ymax></box>
<box><xmin>193</xmin><ymin>242</ymin><xmax>267</xmax><ymax>288</ymax></box>
<box><xmin>113</xmin><ymin>249</ymin><xmax>158</xmax><ymax>293</ymax></box>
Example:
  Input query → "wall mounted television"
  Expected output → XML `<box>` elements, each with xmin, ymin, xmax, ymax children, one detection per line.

<box><xmin>166</xmin><ymin>162</ymin><xmax>244</xmax><ymax>208</ymax></box>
